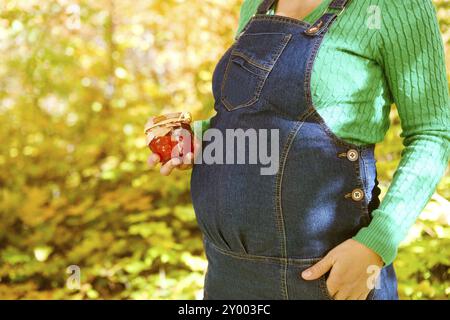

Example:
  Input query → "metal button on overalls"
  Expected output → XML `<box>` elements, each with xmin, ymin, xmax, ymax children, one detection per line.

<box><xmin>191</xmin><ymin>0</ymin><xmax>398</xmax><ymax>300</ymax></box>
<box><xmin>347</xmin><ymin>149</ymin><xmax>359</xmax><ymax>161</ymax></box>
<box><xmin>351</xmin><ymin>188</ymin><xmax>364</xmax><ymax>201</ymax></box>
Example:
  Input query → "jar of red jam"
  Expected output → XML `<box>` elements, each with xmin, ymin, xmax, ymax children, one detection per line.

<box><xmin>144</xmin><ymin>111</ymin><xmax>194</xmax><ymax>164</ymax></box>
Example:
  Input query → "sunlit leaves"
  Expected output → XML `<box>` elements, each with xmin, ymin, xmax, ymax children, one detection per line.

<box><xmin>0</xmin><ymin>0</ymin><xmax>448</xmax><ymax>300</ymax></box>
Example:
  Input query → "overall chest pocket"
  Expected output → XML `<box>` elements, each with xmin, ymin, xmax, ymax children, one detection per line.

<box><xmin>220</xmin><ymin>32</ymin><xmax>292</xmax><ymax>111</ymax></box>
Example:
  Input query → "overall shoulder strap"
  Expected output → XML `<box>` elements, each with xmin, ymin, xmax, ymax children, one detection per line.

<box><xmin>329</xmin><ymin>0</ymin><xmax>351</xmax><ymax>10</ymax></box>
<box><xmin>255</xmin><ymin>0</ymin><xmax>353</xmax><ymax>36</ymax></box>
<box><xmin>257</xmin><ymin>0</ymin><xmax>351</xmax><ymax>15</ymax></box>
<box><xmin>256</xmin><ymin>0</ymin><xmax>277</xmax><ymax>14</ymax></box>
<box><xmin>304</xmin><ymin>0</ymin><xmax>352</xmax><ymax>36</ymax></box>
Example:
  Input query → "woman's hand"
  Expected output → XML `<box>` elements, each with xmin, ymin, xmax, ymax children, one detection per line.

<box><xmin>301</xmin><ymin>239</ymin><xmax>383</xmax><ymax>300</ymax></box>
<box><xmin>147</xmin><ymin>150</ymin><xmax>195</xmax><ymax>176</ymax></box>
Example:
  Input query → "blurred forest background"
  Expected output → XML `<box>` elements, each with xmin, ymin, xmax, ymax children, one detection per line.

<box><xmin>0</xmin><ymin>0</ymin><xmax>449</xmax><ymax>300</ymax></box>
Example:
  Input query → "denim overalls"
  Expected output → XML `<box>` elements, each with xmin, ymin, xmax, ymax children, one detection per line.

<box><xmin>191</xmin><ymin>0</ymin><xmax>398</xmax><ymax>300</ymax></box>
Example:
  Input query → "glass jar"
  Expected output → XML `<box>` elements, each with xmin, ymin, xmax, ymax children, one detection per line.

<box><xmin>144</xmin><ymin>112</ymin><xmax>193</xmax><ymax>164</ymax></box>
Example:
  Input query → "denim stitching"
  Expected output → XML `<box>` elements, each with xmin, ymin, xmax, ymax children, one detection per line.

<box><xmin>275</xmin><ymin>124</ymin><xmax>300</xmax><ymax>299</ymax></box>
<box><xmin>303</xmin><ymin>22</ymin><xmax>375</xmax><ymax>150</ymax></box>
<box><xmin>304</xmin><ymin>33</ymin><xmax>325</xmax><ymax>108</ymax></box>
<box><xmin>231</xmin><ymin>33</ymin><xmax>292</xmax><ymax>72</ymax></box>
<box><xmin>221</xmin><ymin>85</ymin><xmax>262</xmax><ymax>111</ymax></box>
<box><xmin>252</xmin><ymin>14</ymin><xmax>311</xmax><ymax>28</ymax></box>
<box><xmin>230</xmin><ymin>51</ymin><xmax>273</xmax><ymax>72</ymax></box>
<box><xmin>221</xmin><ymin>33</ymin><xmax>291</xmax><ymax>111</ymax></box>
<box><xmin>303</xmin><ymin>17</ymin><xmax>376</xmax><ymax>151</ymax></box>
<box><xmin>352</xmin><ymin>156</ymin><xmax>370</xmax><ymax>221</ymax></box>
<box><xmin>269</xmin><ymin>34</ymin><xmax>292</xmax><ymax>65</ymax></box>
<box><xmin>306</xmin><ymin>110</ymin><xmax>375</xmax><ymax>224</ymax></box>
<box><xmin>220</xmin><ymin>60</ymin><xmax>263</xmax><ymax>111</ymax></box>
<box><xmin>205</xmin><ymin>236</ymin><xmax>323</xmax><ymax>265</ymax></box>
<box><xmin>274</xmin><ymin>107</ymin><xmax>317</xmax><ymax>299</ymax></box>
<box><xmin>366</xmin><ymin>168</ymin><xmax>380</xmax><ymax>223</ymax></box>
<box><xmin>235</xmin><ymin>14</ymin><xmax>255</xmax><ymax>40</ymax></box>
<box><xmin>207</xmin><ymin>236</ymin><xmax>281</xmax><ymax>265</ymax></box>
<box><xmin>220</xmin><ymin>43</ymin><xmax>239</xmax><ymax>110</ymax></box>
<box><xmin>276</xmin><ymin>121</ymin><xmax>305</xmax><ymax>298</ymax></box>
<box><xmin>349</xmin><ymin>146</ymin><xmax>376</xmax><ymax>224</ymax></box>
<box><xmin>240</xmin><ymin>32</ymin><xmax>291</xmax><ymax>36</ymax></box>
<box><xmin>311</xmin><ymin>111</ymin><xmax>371</xmax><ymax>150</ymax></box>
<box><xmin>330</xmin><ymin>0</ymin><xmax>349</xmax><ymax>10</ymax></box>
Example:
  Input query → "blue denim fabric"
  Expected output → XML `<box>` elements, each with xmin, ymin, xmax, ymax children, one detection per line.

<box><xmin>191</xmin><ymin>0</ymin><xmax>398</xmax><ymax>300</ymax></box>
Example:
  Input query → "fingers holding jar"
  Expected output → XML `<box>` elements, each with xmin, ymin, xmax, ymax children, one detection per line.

<box><xmin>147</xmin><ymin>152</ymin><xmax>161</xmax><ymax>168</ymax></box>
<box><xmin>147</xmin><ymin>149</ymin><xmax>194</xmax><ymax>176</ymax></box>
<box><xmin>158</xmin><ymin>153</ymin><xmax>194</xmax><ymax>175</ymax></box>
<box><xmin>145</xmin><ymin>112</ymin><xmax>196</xmax><ymax>176</ymax></box>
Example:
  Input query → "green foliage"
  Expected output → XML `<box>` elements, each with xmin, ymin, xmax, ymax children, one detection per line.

<box><xmin>396</xmin><ymin>220</ymin><xmax>450</xmax><ymax>299</ymax></box>
<box><xmin>0</xmin><ymin>0</ymin><xmax>239</xmax><ymax>299</ymax></box>
<box><xmin>0</xmin><ymin>0</ymin><xmax>448</xmax><ymax>299</ymax></box>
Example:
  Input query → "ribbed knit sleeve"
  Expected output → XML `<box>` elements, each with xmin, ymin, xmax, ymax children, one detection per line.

<box><xmin>353</xmin><ymin>0</ymin><xmax>450</xmax><ymax>265</ymax></box>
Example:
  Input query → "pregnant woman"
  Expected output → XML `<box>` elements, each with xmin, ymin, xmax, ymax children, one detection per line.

<box><xmin>148</xmin><ymin>0</ymin><xmax>450</xmax><ymax>299</ymax></box>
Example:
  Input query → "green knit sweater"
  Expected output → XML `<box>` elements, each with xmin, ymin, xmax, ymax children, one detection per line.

<box><xmin>195</xmin><ymin>0</ymin><xmax>450</xmax><ymax>265</ymax></box>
